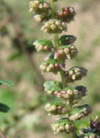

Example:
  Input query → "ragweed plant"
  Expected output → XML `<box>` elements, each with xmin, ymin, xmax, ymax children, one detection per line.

<box><xmin>29</xmin><ymin>0</ymin><xmax>99</xmax><ymax>138</ymax></box>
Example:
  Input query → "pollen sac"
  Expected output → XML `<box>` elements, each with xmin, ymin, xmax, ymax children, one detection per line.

<box><xmin>52</xmin><ymin>118</ymin><xmax>76</xmax><ymax>134</ymax></box>
<box><xmin>56</xmin><ymin>7</ymin><xmax>76</xmax><ymax>23</ymax></box>
<box><xmin>59</xmin><ymin>35</ymin><xmax>77</xmax><ymax>45</ymax></box>
<box><xmin>33</xmin><ymin>39</ymin><xmax>54</xmax><ymax>52</ymax></box>
<box><xmin>40</xmin><ymin>59</ymin><xmax>63</xmax><ymax>74</ymax></box>
<box><xmin>65</xmin><ymin>67</ymin><xmax>87</xmax><ymax>83</ymax></box>
<box><xmin>41</xmin><ymin>19</ymin><xmax>67</xmax><ymax>34</ymax></box>
<box><xmin>29</xmin><ymin>0</ymin><xmax>50</xmax><ymax>15</ymax></box>
<box><xmin>45</xmin><ymin>101</ymin><xmax>67</xmax><ymax>115</ymax></box>
<box><xmin>69</xmin><ymin>105</ymin><xmax>91</xmax><ymax>121</ymax></box>
<box><xmin>54</xmin><ymin>44</ymin><xmax>78</xmax><ymax>60</ymax></box>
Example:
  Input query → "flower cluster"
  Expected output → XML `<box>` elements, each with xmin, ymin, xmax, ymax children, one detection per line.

<box><xmin>54</xmin><ymin>44</ymin><xmax>78</xmax><ymax>60</ymax></box>
<box><xmin>65</xmin><ymin>67</ymin><xmax>87</xmax><ymax>82</ymax></box>
<box><xmin>56</xmin><ymin>7</ymin><xmax>76</xmax><ymax>22</ymax></box>
<box><xmin>44</xmin><ymin>81</ymin><xmax>87</xmax><ymax>104</ymax></box>
<box><xmin>41</xmin><ymin>19</ymin><xmax>67</xmax><ymax>33</ymax></box>
<box><xmin>40</xmin><ymin>60</ymin><xmax>62</xmax><ymax>74</ymax></box>
<box><xmin>45</xmin><ymin>101</ymin><xmax>67</xmax><ymax>115</ymax></box>
<box><xmin>69</xmin><ymin>105</ymin><xmax>91</xmax><ymax>121</ymax></box>
<box><xmin>52</xmin><ymin>119</ymin><xmax>76</xmax><ymax>134</ymax></box>
<box><xmin>29</xmin><ymin>0</ymin><xmax>95</xmax><ymax>137</ymax></box>
<box><xmin>33</xmin><ymin>39</ymin><xmax>54</xmax><ymax>52</ymax></box>
<box><xmin>29</xmin><ymin>0</ymin><xmax>50</xmax><ymax>22</ymax></box>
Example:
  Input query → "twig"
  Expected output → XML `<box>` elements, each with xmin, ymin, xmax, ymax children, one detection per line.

<box><xmin>16</xmin><ymin>31</ymin><xmax>44</xmax><ymax>91</ymax></box>
<box><xmin>0</xmin><ymin>129</ymin><xmax>7</xmax><ymax>138</ymax></box>
<box><xmin>0</xmin><ymin>18</ymin><xmax>12</xmax><ymax>30</ymax></box>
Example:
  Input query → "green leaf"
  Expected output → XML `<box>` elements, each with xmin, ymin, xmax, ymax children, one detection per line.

<box><xmin>59</xmin><ymin>35</ymin><xmax>76</xmax><ymax>45</ymax></box>
<box><xmin>42</xmin><ymin>59</ymin><xmax>62</xmax><ymax>65</ymax></box>
<box><xmin>0</xmin><ymin>103</ymin><xmax>10</xmax><ymax>113</ymax></box>
<box><xmin>34</xmin><ymin>39</ymin><xmax>53</xmax><ymax>48</ymax></box>
<box><xmin>53</xmin><ymin>118</ymin><xmax>69</xmax><ymax>126</ymax></box>
<box><xmin>82</xmin><ymin>128</ymin><xmax>96</xmax><ymax>133</ymax></box>
<box><xmin>0</xmin><ymin>80</ymin><xmax>14</xmax><ymax>87</ymax></box>
<box><xmin>75</xmin><ymin>86</ymin><xmax>85</xmax><ymax>91</ymax></box>
<box><xmin>64</xmin><ymin>86</ymin><xmax>74</xmax><ymax>91</ymax></box>
<box><xmin>69</xmin><ymin>66</ymin><xmax>86</xmax><ymax>71</ymax></box>
<box><xmin>60</xmin><ymin>44</ymin><xmax>73</xmax><ymax>49</ymax></box>
<box><xmin>47</xmin><ymin>53</ymin><xmax>54</xmax><ymax>59</ymax></box>
<box><xmin>47</xmin><ymin>100</ymin><xmax>65</xmax><ymax>107</ymax></box>
<box><xmin>44</xmin><ymin>81</ymin><xmax>62</xmax><ymax>92</ymax></box>
<box><xmin>71</xmin><ymin>104</ymin><xmax>89</xmax><ymax>115</ymax></box>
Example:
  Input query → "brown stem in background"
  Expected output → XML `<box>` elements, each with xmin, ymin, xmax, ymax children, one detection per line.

<box><xmin>16</xmin><ymin>31</ymin><xmax>44</xmax><ymax>91</ymax></box>
<box><xmin>0</xmin><ymin>129</ymin><xmax>7</xmax><ymax>138</ymax></box>
<box><xmin>0</xmin><ymin>18</ymin><xmax>12</xmax><ymax>30</ymax></box>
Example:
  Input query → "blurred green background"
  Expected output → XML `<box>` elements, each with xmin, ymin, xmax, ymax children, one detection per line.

<box><xmin>0</xmin><ymin>0</ymin><xmax>100</xmax><ymax>137</ymax></box>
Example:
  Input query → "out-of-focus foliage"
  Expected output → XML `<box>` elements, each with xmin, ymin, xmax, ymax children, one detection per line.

<box><xmin>0</xmin><ymin>0</ymin><xmax>100</xmax><ymax>138</ymax></box>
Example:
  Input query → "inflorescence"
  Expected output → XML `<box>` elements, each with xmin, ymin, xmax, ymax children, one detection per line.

<box><xmin>29</xmin><ymin>0</ymin><xmax>99</xmax><ymax>138</ymax></box>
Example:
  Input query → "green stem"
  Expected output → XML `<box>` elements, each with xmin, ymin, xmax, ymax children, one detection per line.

<box><xmin>50</xmin><ymin>0</ymin><xmax>55</xmax><ymax>18</ymax></box>
<box><xmin>54</xmin><ymin>33</ymin><xmax>59</xmax><ymax>50</ymax></box>
<box><xmin>50</xmin><ymin>0</ymin><xmax>77</xmax><ymax>138</ymax></box>
<box><xmin>60</xmin><ymin>70</ymin><xmax>66</xmax><ymax>88</ymax></box>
